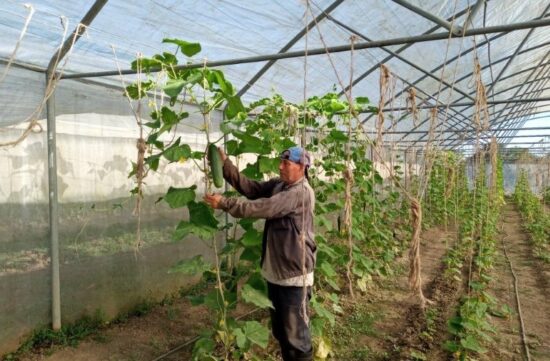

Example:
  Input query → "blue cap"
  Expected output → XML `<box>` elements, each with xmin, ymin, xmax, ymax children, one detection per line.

<box><xmin>280</xmin><ymin>146</ymin><xmax>311</xmax><ymax>166</ymax></box>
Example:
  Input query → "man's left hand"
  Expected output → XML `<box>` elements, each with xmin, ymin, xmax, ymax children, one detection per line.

<box><xmin>204</xmin><ymin>193</ymin><xmax>223</xmax><ymax>209</ymax></box>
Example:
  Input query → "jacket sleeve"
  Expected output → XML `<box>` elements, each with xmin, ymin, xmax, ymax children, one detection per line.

<box><xmin>219</xmin><ymin>188</ymin><xmax>303</xmax><ymax>219</ymax></box>
<box><xmin>222</xmin><ymin>158</ymin><xmax>279</xmax><ymax>199</ymax></box>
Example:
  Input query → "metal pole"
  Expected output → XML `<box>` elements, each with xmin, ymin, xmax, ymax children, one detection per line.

<box><xmin>461</xmin><ymin>0</ymin><xmax>486</xmax><ymax>32</ymax></box>
<box><xmin>378</xmin><ymin>96</ymin><xmax>550</xmax><ymax>112</ymax></box>
<box><xmin>391</xmin><ymin>0</ymin><xmax>460</xmax><ymax>34</ymax></box>
<box><xmin>44</xmin><ymin>0</ymin><xmax>109</xmax><ymax>332</ymax></box>
<box><xmin>236</xmin><ymin>0</ymin><xmax>344</xmax><ymax>97</ymax></box>
<box><xmin>338</xmin><ymin>7</ymin><xmax>471</xmax><ymax>96</ymax></box>
<box><xmin>45</xmin><ymin>72</ymin><xmax>61</xmax><ymax>331</ymax></box>
<box><xmin>380</xmin><ymin>125</ymin><xmax>550</xmax><ymax>135</ymax></box>
<box><xmin>61</xmin><ymin>17</ymin><xmax>550</xmax><ymax>80</ymax></box>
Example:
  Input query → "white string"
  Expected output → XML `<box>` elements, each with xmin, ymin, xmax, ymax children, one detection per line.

<box><xmin>0</xmin><ymin>4</ymin><xmax>35</xmax><ymax>85</ymax></box>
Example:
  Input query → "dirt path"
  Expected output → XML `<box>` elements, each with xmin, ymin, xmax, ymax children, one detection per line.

<box><xmin>484</xmin><ymin>203</ymin><xmax>550</xmax><ymax>361</ymax></box>
<box><xmin>330</xmin><ymin>224</ymin><xmax>459</xmax><ymax>360</ymax></box>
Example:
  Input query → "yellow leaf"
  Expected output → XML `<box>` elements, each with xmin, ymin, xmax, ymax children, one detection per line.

<box><xmin>315</xmin><ymin>337</ymin><xmax>331</xmax><ymax>359</ymax></box>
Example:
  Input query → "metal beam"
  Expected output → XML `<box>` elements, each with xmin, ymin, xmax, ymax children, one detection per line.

<box><xmin>462</xmin><ymin>0</ymin><xmax>486</xmax><ymax>32</ymax></box>
<box><xmin>61</xmin><ymin>16</ymin><xmax>550</xmax><ymax>80</ymax></box>
<box><xmin>45</xmin><ymin>0</ymin><xmax>109</xmax><ymax>331</ymax></box>
<box><xmin>379</xmin><ymin>126</ymin><xmax>550</xmax><ymax>135</ymax></box>
<box><xmin>391</xmin><ymin>0</ymin><xmax>461</xmax><ymax>34</ymax></box>
<box><xmin>379</xmin><ymin>96</ymin><xmax>550</xmax><ymax>111</ymax></box>
<box><xmin>236</xmin><ymin>0</ymin><xmax>344</xmax><ymax>97</ymax></box>
<box><xmin>321</xmin><ymin>14</ymin><xmax>475</xmax><ymax>101</ymax></box>
<box><xmin>337</xmin><ymin>7</ymin><xmax>471</xmax><ymax>96</ymax></box>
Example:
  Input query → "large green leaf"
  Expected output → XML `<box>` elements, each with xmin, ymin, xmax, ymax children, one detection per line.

<box><xmin>241</xmin><ymin>284</ymin><xmax>273</xmax><ymax>309</ymax></box>
<box><xmin>163</xmin><ymin>143</ymin><xmax>192</xmax><ymax>162</ymax></box>
<box><xmin>243</xmin><ymin>321</ymin><xmax>269</xmax><ymax>348</ymax></box>
<box><xmin>163</xmin><ymin>38</ymin><xmax>201</xmax><ymax>57</ymax></box>
<box><xmin>240</xmin><ymin>228</ymin><xmax>262</xmax><ymax>247</ymax></box>
<box><xmin>258</xmin><ymin>156</ymin><xmax>280</xmax><ymax>174</ymax></box>
<box><xmin>234</xmin><ymin>327</ymin><xmax>247</xmax><ymax>349</ymax></box>
<box><xmin>164</xmin><ymin>186</ymin><xmax>196</xmax><ymax>208</ymax></box>
<box><xmin>173</xmin><ymin>220</ymin><xmax>216</xmax><ymax>241</ymax></box>
<box><xmin>169</xmin><ymin>255</ymin><xmax>211</xmax><ymax>275</ymax></box>
<box><xmin>327</xmin><ymin>129</ymin><xmax>348</xmax><ymax>142</ymax></box>
<box><xmin>189</xmin><ymin>201</ymin><xmax>219</xmax><ymax>228</ymax></box>
<box><xmin>225</xmin><ymin>95</ymin><xmax>245</xmax><ymax>120</ymax></box>
<box><xmin>163</xmin><ymin>79</ymin><xmax>186</xmax><ymax>98</ymax></box>
<box><xmin>460</xmin><ymin>335</ymin><xmax>487</xmax><ymax>353</ymax></box>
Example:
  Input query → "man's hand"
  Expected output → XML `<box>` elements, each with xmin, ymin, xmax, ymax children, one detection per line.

<box><xmin>204</xmin><ymin>193</ymin><xmax>223</xmax><ymax>209</ymax></box>
<box><xmin>217</xmin><ymin>147</ymin><xmax>227</xmax><ymax>162</ymax></box>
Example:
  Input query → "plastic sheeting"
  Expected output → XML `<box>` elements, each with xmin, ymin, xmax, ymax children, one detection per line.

<box><xmin>0</xmin><ymin>0</ymin><xmax>548</xmax><ymax>133</ymax></box>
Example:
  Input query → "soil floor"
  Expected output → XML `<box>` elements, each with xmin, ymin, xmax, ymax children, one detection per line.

<box><xmin>6</xmin><ymin>203</ymin><xmax>549</xmax><ymax>361</ymax></box>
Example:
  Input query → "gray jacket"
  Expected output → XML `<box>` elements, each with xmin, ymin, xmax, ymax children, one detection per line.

<box><xmin>219</xmin><ymin>158</ymin><xmax>316</xmax><ymax>280</ymax></box>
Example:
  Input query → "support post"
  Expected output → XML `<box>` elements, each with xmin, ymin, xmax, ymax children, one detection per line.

<box><xmin>46</xmin><ymin>71</ymin><xmax>61</xmax><ymax>331</ymax></box>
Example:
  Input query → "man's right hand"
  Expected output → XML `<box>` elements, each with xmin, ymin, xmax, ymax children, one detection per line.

<box><xmin>218</xmin><ymin>147</ymin><xmax>227</xmax><ymax>162</ymax></box>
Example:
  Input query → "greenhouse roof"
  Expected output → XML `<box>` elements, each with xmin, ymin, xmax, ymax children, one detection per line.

<box><xmin>1</xmin><ymin>0</ymin><xmax>549</xmax><ymax>151</ymax></box>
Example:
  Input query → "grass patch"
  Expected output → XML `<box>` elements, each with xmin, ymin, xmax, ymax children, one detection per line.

<box><xmin>3</xmin><ymin>310</ymin><xmax>106</xmax><ymax>361</ymax></box>
<box><xmin>326</xmin><ymin>300</ymin><xmax>385</xmax><ymax>360</ymax></box>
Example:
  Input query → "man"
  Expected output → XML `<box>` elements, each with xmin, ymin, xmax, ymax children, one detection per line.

<box><xmin>203</xmin><ymin>146</ymin><xmax>316</xmax><ymax>361</ymax></box>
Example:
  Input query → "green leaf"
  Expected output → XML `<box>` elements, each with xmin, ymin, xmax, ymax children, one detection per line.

<box><xmin>234</xmin><ymin>132</ymin><xmax>269</xmax><ymax>155</ymax></box>
<box><xmin>192</xmin><ymin>336</ymin><xmax>216</xmax><ymax>358</ymax></box>
<box><xmin>225</xmin><ymin>140</ymin><xmax>239</xmax><ymax>156</ymax></box>
<box><xmin>163</xmin><ymin>38</ymin><xmax>201</xmax><ymax>57</ymax></box>
<box><xmin>131</xmin><ymin>58</ymin><xmax>161</xmax><ymax>72</ymax></box>
<box><xmin>225</xmin><ymin>95</ymin><xmax>245</xmax><ymax>119</ymax></box>
<box><xmin>189</xmin><ymin>201</ymin><xmax>219</xmax><ymax>228</ymax></box>
<box><xmin>173</xmin><ymin>220</ymin><xmax>216</xmax><ymax>241</ymax></box>
<box><xmin>243</xmin><ymin>321</ymin><xmax>269</xmax><ymax>348</ymax></box>
<box><xmin>312</xmin><ymin>299</ymin><xmax>335</xmax><ymax>326</ymax></box>
<box><xmin>355</xmin><ymin>96</ymin><xmax>370</xmax><ymax>104</ymax></box>
<box><xmin>240</xmin><ymin>228</ymin><xmax>262</xmax><ymax>247</ymax></box>
<box><xmin>319</xmin><ymin>262</ymin><xmax>337</xmax><ymax>278</ymax></box>
<box><xmin>210</xmin><ymin>70</ymin><xmax>233</xmax><ymax>95</ymax></box>
<box><xmin>258</xmin><ymin>156</ymin><xmax>280</xmax><ymax>174</ymax></box>
<box><xmin>327</xmin><ymin>129</ymin><xmax>348</xmax><ymax>142</ymax></box>
<box><xmin>169</xmin><ymin>255</ymin><xmax>211</xmax><ymax>275</ymax></box>
<box><xmin>125</xmin><ymin>80</ymin><xmax>153</xmax><ymax>99</ymax></box>
<box><xmin>443</xmin><ymin>340</ymin><xmax>460</xmax><ymax>352</ymax></box>
<box><xmin>163</xmin><ymin>79</ymin><xmax>186</xmax><ymax>98</ymax></box>
<box><xmin>163</xmin><ymin>143</ymin><xmax>192</xmax><ymax>162</ymax></box>
<box><xmin>234</xmin><ymin>327</ymin><xmax>247</xmax><ymax>349</ymax></box>
<box><xmin>241</xmin><ymin>284</ymin><xmax>273</xmax><ymax>309</ymax></box>
<box><xmin>460</xmin><ymin>335</ymin><xmax>487</xmax><ymax>353</ymax></box>
<box><xmin>164</xmin><ymin>186</ymin><xmax>196</xmax><ymax>208</ymax></box>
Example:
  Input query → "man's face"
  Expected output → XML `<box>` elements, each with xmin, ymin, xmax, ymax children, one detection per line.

<box><xmin>279</xmin><ymin>159</ymin><xmax>304</xmax><ymax>184</ymax></box>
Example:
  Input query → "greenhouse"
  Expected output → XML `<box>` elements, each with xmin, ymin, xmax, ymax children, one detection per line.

<box><xmin>0</xmin><ymin>0</ymin><xmax>549</xmax><ymax>360</ymax></box>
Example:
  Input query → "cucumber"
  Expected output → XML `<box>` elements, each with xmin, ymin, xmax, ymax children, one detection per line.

<box><xmin>208</xmin><ymin>144</ymin><xmax>224</xmax><ymax>188</ymax></box>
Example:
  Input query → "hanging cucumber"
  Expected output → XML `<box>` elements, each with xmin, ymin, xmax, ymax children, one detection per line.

<box><xmin>208</xmin><ymin>143</ymin><xmax>224</xmax><ymax>188</ymax></box>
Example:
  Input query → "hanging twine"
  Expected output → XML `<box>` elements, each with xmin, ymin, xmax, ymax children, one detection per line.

<box><xmin>343</xmin><ymin>167</ymin><xmax>355</xmax><ymax>298</ymax></box>
<box><xmin>406</xmin><ymin>87</ymin><xmax>419</xmax><ymax>127</ymax></box>
<box><xmin>376</xmin><ymin>65</ymin><xmax>391</xmax><ymax>161</ymax></box>
<box><xmin>473</xmin><ymin>58</ymin><xmax>490</xmax><ymax>131</ymax></box>
<box><xmin>490</xmin><ymin>136</ymin><xmax>498</xmax><ymax>194</ymax></box>
<box><xmin>409</xmin><ymin>198</ymin><xmax>432</xmax><ymax>308</ymax></box>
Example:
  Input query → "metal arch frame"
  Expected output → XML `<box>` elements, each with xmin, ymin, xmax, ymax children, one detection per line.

<box><xmin>493</xmin><ymin>63</ymin><xmax>550</xmax><ymax>136</ymax></box>
<box><xmin>361</xmin><ymin>5</ymin><xmax>550</xmax><ymax>146</ymax></box>
<box><xmin>402</xmin><ymin>41</ymin><xmax>550</xmax><ymax>130</ymax></box>
<box><xmin>60</xmin><ymin>17</ymin><xmax>550</xmax><ymax>79</ymax></box>
<box><xmin>360</xmin><ymin>29</ymin><xmax>509</xmax><ymax>134</ymax></box>
<box><xmin>43</xmin><ymin>0</ymin><xmax>109</xmax><ymax>332</ymax></box>
<box><xmin>405</xmin><ymin>48</ymin><xmax>550</xmax><ymax>147</ymax></box>
<box><xmin>336</xmin><ymin>7</ymin><xmax>471</xmax><ymax>96</ymax></box>
<box><xmin>444</xmin><ymin>59</ymin><xmax>548</xmax><ymax>143</ymax></box>
<box><xmin>321</xmin><ymin>11</ymin><xmax>475</xmax><ymax>132</ymax></box>
<box><xmin>235</xmin><ymin>0</ymin><xmax>345</xmax><ymax>98</ymax></box>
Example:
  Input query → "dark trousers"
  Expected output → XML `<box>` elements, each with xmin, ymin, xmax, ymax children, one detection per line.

<box><xmin>267</xmin><ymin>282</ymin><xmax>313</xmax><ymax>361</ymax></box>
